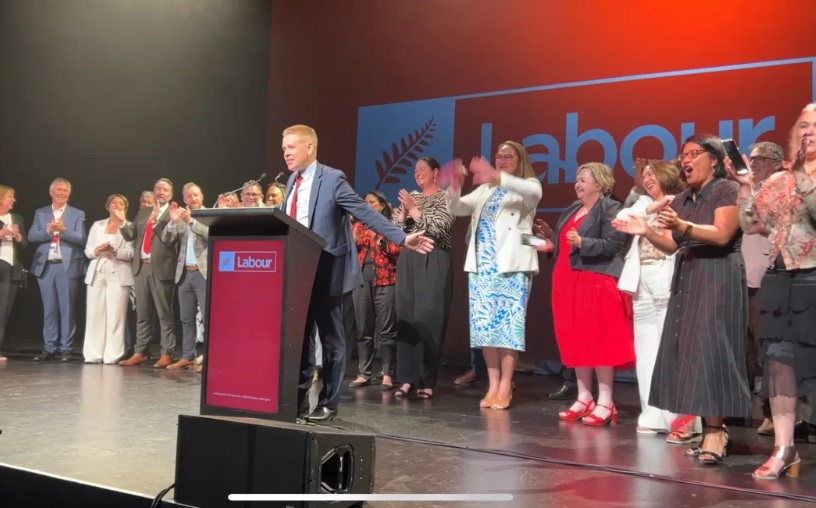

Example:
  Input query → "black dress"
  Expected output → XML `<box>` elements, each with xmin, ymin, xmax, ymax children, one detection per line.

<box><xmin>649</xmin><ymin>178</ymin><xmax>752</xmax><ymax>417</ymax></box>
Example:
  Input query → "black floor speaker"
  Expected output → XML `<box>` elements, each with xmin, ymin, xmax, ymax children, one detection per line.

<box><xmin>175</xmin><ymin>415</ymin><xmax>375</xmax><ymax>508</ymax></box>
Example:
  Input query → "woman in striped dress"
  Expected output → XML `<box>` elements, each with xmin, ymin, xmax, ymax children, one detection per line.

<box><xmin>615</xmin><ymin>134</ymin><xmax>751</xmax><ymax>466</ymax></box>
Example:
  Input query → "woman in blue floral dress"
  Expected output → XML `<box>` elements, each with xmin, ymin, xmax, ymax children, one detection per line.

<box><xmin>447</xmin><ymin>141</ymin><xmax>542</xmax><ymax>410</ymax></box>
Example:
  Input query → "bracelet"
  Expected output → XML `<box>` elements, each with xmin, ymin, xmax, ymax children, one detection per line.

<box><xmin>682</xmin><ymin>223</ymin><xmax>694</xmax><ymax>237</ymax></box>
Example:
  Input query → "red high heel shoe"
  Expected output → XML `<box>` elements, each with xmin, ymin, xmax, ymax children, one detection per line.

<box><xmin>582</xmin><ymin>403</ymin><xmax>618</xmax><ymax>426</ymax></box>
<box><xmin>559</xmin><ymin>399</ymin><xmax>596</xmax><ymax>421</ymax></box>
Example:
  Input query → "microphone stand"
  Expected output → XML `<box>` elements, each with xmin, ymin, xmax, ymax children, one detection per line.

<box><xmin>212</xmin><ymin>172</ymin><xmax>266</xmax><ymax>208</ymax></box>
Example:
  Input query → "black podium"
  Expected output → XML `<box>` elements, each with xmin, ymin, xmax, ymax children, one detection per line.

<box><xmin>190</xmin><ymin>207</ymin><xmax>325</xmax><ymax>423</ymax></box>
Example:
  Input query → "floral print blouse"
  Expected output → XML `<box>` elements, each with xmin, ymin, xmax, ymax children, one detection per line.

<box><xmin>352</xmin><ymin>220</ymin><xmax>402</xmax><ymax>286</ymax></box>
<box><xmin>738</xmin><ymin>170</ymin><xmax>816</xmax><ymax>270</ymax></box>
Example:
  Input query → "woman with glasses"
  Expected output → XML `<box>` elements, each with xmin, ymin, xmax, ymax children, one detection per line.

<box><xmin>447</xmin><ymin>142</ymin><xmax>542</xmax><ymax>410</ymax></box>
<box><xmin>728</xmin><ymin>104</ymin><xmax>816</xmax><ymax>479</ymax></box>
<box><xmin>615</xmin><ymin>134</ymin><xmax>750</xmax><ymax>466</ymax></box>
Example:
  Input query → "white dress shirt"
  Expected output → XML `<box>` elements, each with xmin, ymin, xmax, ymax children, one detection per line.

<box><xmin>286</xmin><ymin>160</ymin><xmax>317</xmax><ymax>227</ymax></box>
<box><xmin>0</xmin><ymin>212</ymin><xmax>13</xmax><ymax>266</ymax></box>
<box><xmin>48</xmin><ymin>205</ymin><xmax>66</xmax><ymax>261</ymax></box>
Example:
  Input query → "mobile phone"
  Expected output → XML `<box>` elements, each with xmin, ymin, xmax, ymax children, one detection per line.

<box><xmin>722</xmin><ymin>139</ymin><xmax>749</xmax><ymax>175</ymax></box>
<box><xmin>521</xmin><ymin>234</ymin><xmax>548</xmax><ymax>248</ymax></box>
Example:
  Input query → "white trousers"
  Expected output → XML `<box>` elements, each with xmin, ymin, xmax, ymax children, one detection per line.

<box><xmin>83</xmin><ymin>262</ymin><xmax>130</xmax><ymax>364</ymax></box>
<box><xmin>634</xmin><ymin>263</ymin><xmax>701</xmax><ymax>432</ymax></box>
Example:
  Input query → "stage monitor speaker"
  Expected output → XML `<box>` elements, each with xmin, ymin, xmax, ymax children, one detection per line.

<box><xmin>174</xmin><ymin>415</ymin><xmax>374</xmax><ymax>508</ymax></box>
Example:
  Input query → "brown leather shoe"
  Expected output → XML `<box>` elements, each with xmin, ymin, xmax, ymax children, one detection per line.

<box><xmin>167</xmin><ymin>359</ymin><xmax>192</xmax><ymax>370</ymax></box>
<box><xmin>153</xmin><ymin>354</ymin><xmax>172</xmax><ymax>368</ymax></box>
<box><xmin>119</xmin><ymin>353</ymin><xmax>149</xmax><ymax>366</ymax></box>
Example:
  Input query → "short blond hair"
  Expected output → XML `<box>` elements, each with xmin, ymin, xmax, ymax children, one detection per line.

<box><xmin>283</xmin><ymin>124</ymin><xmax>318</xmax><ymax>151</ymax></box>
<box><xmin>0</xmin><ymin>185</ymin><xmax>14</xmax><ymax>202</ymax></box>
<box><xmin>182</xmin><ymin>182</ymin><xmax>201</xmax><ymax>192</ymax></box>
<box><xmin>577</xmin><ymin>162</ymin><xmax>615</xmax><ymax>195</ymax></box>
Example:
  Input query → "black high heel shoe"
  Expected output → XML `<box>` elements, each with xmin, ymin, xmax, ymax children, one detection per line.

<box><xmin>393</xmin><ymin>384</ymin><xmax>415</xmax><ymax>398</ymax></box>
<box><xmin>697</xmin><ymin>425</ymin><xmax>731</xmax><ymax>465</ymax></box>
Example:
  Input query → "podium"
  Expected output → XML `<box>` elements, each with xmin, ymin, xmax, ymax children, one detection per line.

<box><xmin>191</xmin><ymin>207</ymin><xmax>326</xmax><ymax>423</ymax></box>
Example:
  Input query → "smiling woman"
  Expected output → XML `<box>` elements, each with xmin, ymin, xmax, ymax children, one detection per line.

<box><xmin>618</xmin><ymin>134</ymin><xmax>750</xmax><ymax>467</ymax></box>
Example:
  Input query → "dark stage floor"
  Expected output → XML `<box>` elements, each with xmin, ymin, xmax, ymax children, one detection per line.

<box><xmin>0</xmin><ymin>359</ymin><xmax>814</xmax><ymax>507</ymax></box>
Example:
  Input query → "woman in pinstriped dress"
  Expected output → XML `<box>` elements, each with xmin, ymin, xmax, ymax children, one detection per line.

<box><xmin>614</xmin><ymin>134</ymin><xmax>751</xmax><ymax>466</ymax></box>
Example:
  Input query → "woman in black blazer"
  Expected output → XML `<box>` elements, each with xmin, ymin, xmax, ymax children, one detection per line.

<box><xmin>536</xmin><ymin>163</ymin><xmax>634</xmax><ymax>426</ymax></box>
<box><xmin>0</xmin><ymin>185</ymin><xmax>28</xmax><ymax>360</ymax></box>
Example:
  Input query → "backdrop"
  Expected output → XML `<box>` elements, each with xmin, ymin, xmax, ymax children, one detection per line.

<box><xmin>0</xmin><ymin>0</ymin><xmax>271</xmax><ymax>349</ymax></box>
<box><xmin>265</xmin><ymin>0</ymin><xmax>816</xmax><ymax>361</ymax></box>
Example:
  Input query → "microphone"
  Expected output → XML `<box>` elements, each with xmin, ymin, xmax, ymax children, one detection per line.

<box><xmin>274</xmin><ymin>171</ymin><xmax>284</xmax><ymax>183</ymax></box>
<box><xmin>213</xmin><ymin>172</ymin><xmax>266</xmax><ymax>207</ymax></box>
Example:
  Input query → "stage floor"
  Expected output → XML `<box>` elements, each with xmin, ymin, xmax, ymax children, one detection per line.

<box><xmin>0</xmin><ymin>360</ymin><xmax>814</xmax><ymax>507</ymax></box>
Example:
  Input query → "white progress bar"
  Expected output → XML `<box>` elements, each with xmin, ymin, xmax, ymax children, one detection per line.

<box><xmin>229</xmin><ymin>494</ymin><xmax>514</xmax><ymax>502</ymax></box>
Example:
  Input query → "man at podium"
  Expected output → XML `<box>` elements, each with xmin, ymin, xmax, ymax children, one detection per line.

<box><xmin>280</xmin><ymin>124</ymin><xmax>433</xmax><ymax>422</ymax></box>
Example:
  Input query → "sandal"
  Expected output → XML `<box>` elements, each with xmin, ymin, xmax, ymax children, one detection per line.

<box><xmin>417</xmin><ymin>390</ymin><xmax>433</xmax><ymax>399</ymax></box>
<box><xmin>697</xmin><ymin>425</ymin><xmax>730</xmax><ymax>465</ymax></box>
<box><xmin>667</xmin><ymin>429</ymin><xmax>702</xmax><ymax>444</ymax></box>
<box><xmin>394</xmin><ymin>384</ymin><xmax>414</xmax><ymax>398</ymax></box>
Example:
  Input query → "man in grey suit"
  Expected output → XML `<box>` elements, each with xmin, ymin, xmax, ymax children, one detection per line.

<box><xmin>28</xmin><ymin>178</ymin><xmax>87</xmax><ymax>361</ymax></box>
<box><xmin>281</xmin><ymin>124</ymin><xmax>433</xmax><ymax>422</ymax></box>
<box><xmin>162</xmin><ymin>182</ymin><xmax>209</xmax><ymax>370</ymax></box>
<box><xmin>119</xmin><ymin>178</ymin><xmax>180</xmax><ymax>368</ymax></box>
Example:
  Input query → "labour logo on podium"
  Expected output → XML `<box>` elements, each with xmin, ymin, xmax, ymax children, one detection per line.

<box><xmin>218</xmin><ymin>251</ymin><xmax>277</xmax><ymax>273</ymax></box>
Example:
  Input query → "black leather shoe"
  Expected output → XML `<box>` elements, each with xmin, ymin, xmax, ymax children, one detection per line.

<box><xmin>60</xmin><ymin>351</ymin><xmax>72</xmax><ymax>362</ymax></box>
<box><xmin>305</xmin><ymin>406</ymin><xmax>337</xmax><ymax>423</ymax></box>
<box><xmin>33</xmin><ymin>351</ymin><xmax>55</xmax><ymax>361</ymax></box>
<box><xmin>795</xmin><ymin>420</ymin><xmax>816</xmax><ymax>444</ymax></box>
<box><xmin>549</xmin><ymin>383</ymin><xmax>576</xmax><ymax>400</ymax></box>
<box><xmin>349</xmin><ymin>379</ymin><xmax>370</xmax><ymax>388</ymax></box>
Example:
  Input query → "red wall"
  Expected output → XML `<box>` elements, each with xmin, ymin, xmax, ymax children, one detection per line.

<box><xmin>266</xmin><ymin>0</ymin><xmax>816</xmax><ymax>360</ymax></box>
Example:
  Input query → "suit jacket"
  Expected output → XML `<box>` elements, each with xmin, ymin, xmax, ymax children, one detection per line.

<box><xmin>616</xmin><ymin>195</ymin><xmax>676</xmax><ymax>295</ymax></box>
<box><xmin>283</xmin><ymin>162</ymin><xmax>407</xmax><ymax>296</ymax></box>
<box><xmin>120</xmin><ymin>206</ymin><xmax>179</xmax><ymax>281</ymax></box>
<box><xmin>84</xmin><ymin>218</ymin><xmax>135</xmax><ymax>287</ymax></box>
<box><xmin>552</xmin><ymin>196</ymin><xmax>626</xmax><ymax>278</ymax></box>
<box><xmin>0</xmin><ymin>213</ymin><xmax>28</xmax><ymax>282</ymax></box>
<box><xmin>447</xmin><ymin>172</ymin><xmax>542</xmax><ymax>275</ymax></box>
<box><xmin>28</xmin><ymin>205</ymin><xmax>87</xmax><ymax>279</ymax></box>
<box><xmin>162</xmin><ymin>215</ymin><xmax>210</xmax><ymax>282</ymax></box>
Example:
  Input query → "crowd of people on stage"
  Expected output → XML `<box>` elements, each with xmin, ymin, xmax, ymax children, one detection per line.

<box><xmin>2</xmin><ymin>105</ymin><xmax>816</xmax><ymax>479</ymax></box>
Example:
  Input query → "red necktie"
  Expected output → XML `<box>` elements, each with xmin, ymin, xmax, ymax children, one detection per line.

<box><xmin>288</xmin><ymin>173</ymin><xmax>303</xmax><ymax>219</ymax></box>
<box><xmin>143</xmin><ymin>219</ymin><xmax>154</xmax><ymax>255</ymax></box>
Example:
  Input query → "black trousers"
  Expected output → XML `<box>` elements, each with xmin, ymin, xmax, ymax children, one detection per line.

<box><xmin>353</xmin><ymin>282</ymin><xmax>396</xmax><ymax>378</ymax></box>
<box><xmin>395</xmin><ymin>249</ymin><xmax>452</xmax><ymax>389</ymax></box>
<box><xmin>0</xmin><ymin>261</ymin><xmax>18</xmax><ymax>352</ymax></box>
<box><xmin>298</xmin><ymin>289</ymin><xmax>350</xmax><ymax>411</ymax></box>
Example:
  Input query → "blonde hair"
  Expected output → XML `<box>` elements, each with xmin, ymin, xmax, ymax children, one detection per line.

<box><xmin>0</xmin><ymin>185</ymin><xmax>14</xmax><ymax>202</ymax></box>
<box><xmin>577</xmin><ymin>162</ymin><xmax>615</xmax><ymax>195</ymax></box>
<box><xmin>788</xmin><ymin>103</ymin><xmax>816</xmax><ymax>159</ymax></box>
<box><xmin>183</xmin><ymin>182</ymin><xmax>201</xmax><ymax>192</ymax></box>
<box><xmin>497</xmin><ymin>141</ymin><xmax>536</xmax><ymax>179</ymax></box>
<box><xmin>283</xmin><ymin>124</ymin><xmax>318</xmax><ymax>151</ymax></box>
<box><xmin>105</xmin><ymin>193</ymin><xmax>129</xmax><ymax>212</ymax></box>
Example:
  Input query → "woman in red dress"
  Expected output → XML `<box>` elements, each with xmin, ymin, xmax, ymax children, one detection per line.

<box><xmin>537</xmin><ymin>163</ymin><xmax>634</xmax><ymax>426</ymax></box>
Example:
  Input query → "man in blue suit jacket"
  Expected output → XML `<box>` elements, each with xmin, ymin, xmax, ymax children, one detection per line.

<box><xmin>28</xmin><ymin>178</ymin><xmax>87</xmax><ymax>361</ymax></box>
<box><xmin>282</xmin><ymin>125</ymin><xmax>433</xmax><ymax>422</ymax></box>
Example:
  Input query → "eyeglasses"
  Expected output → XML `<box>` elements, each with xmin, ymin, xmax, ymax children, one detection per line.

<box><xmin>748</xmin><ymin>156</ymin><xmax>781</xmax><ymax>164</ymax></box>
<box><xmin>495</xmin><ymin>154</ymin><xmax>516</xmax><ymax>161</ymax></box>
<box><xmin>242</xmin><ymin>192</ymin><xmax>261</xmax><ymax>197</ymax></box>
<box><xmin>677</xmin><ymin>149</ymin><xmax>709</xmax><ymax>161</ymax></box>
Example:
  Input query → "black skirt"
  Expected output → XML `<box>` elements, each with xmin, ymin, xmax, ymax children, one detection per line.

<box><xmin>758</xmin><ymin>256</ymin><xmax>816</xmax><ymax>400</ymax></box>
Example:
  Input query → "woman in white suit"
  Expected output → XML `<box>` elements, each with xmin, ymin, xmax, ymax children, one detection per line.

<box><xmin>83</xmin><ymin>194</ymin><xmax>134</xmax><ymax>364</ymax></box>
<box><xmin>447</xmin><ymin>141</ymin><xmax>542</xmax><ymax>410</ymax></box>
<box><xmin>613</xmin><ymin>161</ymin><xmax>701</xmax><ymax>441</ymax></box>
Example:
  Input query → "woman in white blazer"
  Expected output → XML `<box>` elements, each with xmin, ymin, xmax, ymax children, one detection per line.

<box><xmin>613</xmin><ymin>160</ymin><xmax>701</xmax><ymax>440</ymax></box>
<box><xmin>83</xmin><ymin>194</ymin><xmax>134</xmax><ymax>364</ymax></box>
<box><xmin>447</xmin><ymin>141</ymin><xmax>542</xmax><ymax>410</ymax></box>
